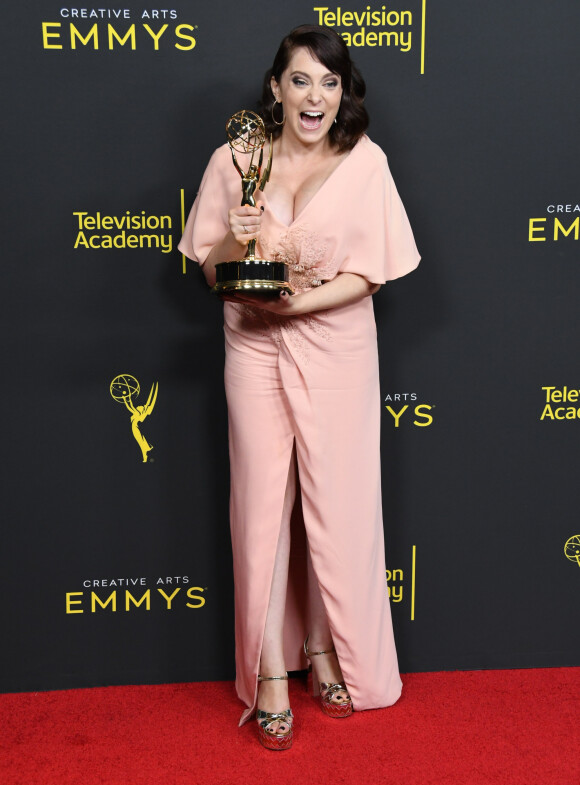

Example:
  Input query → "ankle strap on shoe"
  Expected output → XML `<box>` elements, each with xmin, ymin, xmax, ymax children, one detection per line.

<box><xmin>304</xmin><ymin>635</ymin><xmax>336</xmax><ymax>658</ymax></box>
<box><xmin>258</xmin><ymin>673</ymin><xmax>289</xmax><ymax>682</ymax></box>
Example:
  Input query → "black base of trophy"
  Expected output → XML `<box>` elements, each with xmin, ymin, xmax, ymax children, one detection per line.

<box><xmin>212</xmin><ymin>259</ymin><xmax>293</xmax><ymax>297</ymax></box>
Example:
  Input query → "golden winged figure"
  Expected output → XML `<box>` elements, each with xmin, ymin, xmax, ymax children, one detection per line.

<box><xmin>122</xmin><ymin>382</ymin><xmax>158</xmax><ymax>462</ymax></box>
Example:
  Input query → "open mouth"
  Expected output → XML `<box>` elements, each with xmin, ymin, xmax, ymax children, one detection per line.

<box><xmin>300</xmin><ymin>111</ymin><xmax>324</xmax><ymax>130</ymax></box>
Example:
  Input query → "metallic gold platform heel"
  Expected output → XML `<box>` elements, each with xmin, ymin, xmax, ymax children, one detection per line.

<box><xmin>256</xmin><ymin>674</ymin><xmax>293</xmax><ymax>750</ymax></box>
<box><xmin>304</xmin><ymin>636</ymin><xmax>353</xmax><ymax>718</ymax></box>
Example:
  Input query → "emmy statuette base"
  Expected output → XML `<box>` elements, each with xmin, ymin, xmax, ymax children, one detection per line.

<box><xmin>213</xmin><ymin>259</ymin><xmax>293</xmax><ymax>298</ymax></box>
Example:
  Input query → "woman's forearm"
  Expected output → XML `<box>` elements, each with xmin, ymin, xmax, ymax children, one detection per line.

<box><xmin>294</xmin><ymin>273</ymin><xmax>380</xmax><ymax>314</ymax></box>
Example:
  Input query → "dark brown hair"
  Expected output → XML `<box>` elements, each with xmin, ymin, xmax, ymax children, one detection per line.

<box><xmin>260</xmin><ymin>24</ymin><xmax>369</xmax><ymax>153</ymax></box>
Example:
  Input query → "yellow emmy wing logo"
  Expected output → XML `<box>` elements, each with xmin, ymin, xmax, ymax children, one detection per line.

<box><xmin>110</xmin><ymin>374</ymin><xmax>158</xmax><ymax>463</ymax></box>
<box><xmin>564</xmin><ymin>535</ymin><xmax>580</xmax><ymax>567</ymax></box>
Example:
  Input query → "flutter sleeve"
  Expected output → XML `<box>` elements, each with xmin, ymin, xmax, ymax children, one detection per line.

<box><xmin>178</xmin><ymin>145</ymin><xmax>232</xmax><ymax>265</ymax></box>
<box><xmin>337</xmin><ymin>138</ymin><xmax>420</xmax><ymax>284</ymax></box>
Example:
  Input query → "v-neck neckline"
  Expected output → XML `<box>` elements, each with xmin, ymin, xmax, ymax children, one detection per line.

<box><xmin>262</xmin><ymin>141</ymin><xmax>357</xmax><ymax>229</ymax></box>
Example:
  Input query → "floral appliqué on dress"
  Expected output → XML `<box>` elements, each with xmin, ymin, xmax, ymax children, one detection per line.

<box><xmin>232</xmin><ymin>225</ymin><xmax>336</xmax><ymax>363</ymax></box>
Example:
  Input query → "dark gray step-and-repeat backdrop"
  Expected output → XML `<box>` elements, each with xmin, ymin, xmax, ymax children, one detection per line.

<box><xmin>1</xmin><ymin>1</ymin><xmax>578</xmax><ymax>693</ymax></box>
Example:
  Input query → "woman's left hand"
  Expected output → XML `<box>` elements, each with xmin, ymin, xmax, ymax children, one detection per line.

<box><xmin>220</xmin><ymin>290</ymin><xmax>304</xmax><ymax>315</ymax></box>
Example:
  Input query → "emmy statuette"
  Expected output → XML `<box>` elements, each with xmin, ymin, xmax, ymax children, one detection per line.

<box><xmin>212</xmin><ymin>110</ymin><xmax>293</xmax><ymax>297</ymax></box>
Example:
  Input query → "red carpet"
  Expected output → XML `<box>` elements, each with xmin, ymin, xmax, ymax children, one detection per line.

<box><xmin>2</xmin><ymin>668</ymin><xmax>579</xmax><ymax>785</ymax></box>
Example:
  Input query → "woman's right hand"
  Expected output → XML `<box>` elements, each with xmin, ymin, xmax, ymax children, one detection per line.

<box><xmin>228</xmin><ymin>204</ymin><xmax>263</xmax><ymax>247</ymax></box>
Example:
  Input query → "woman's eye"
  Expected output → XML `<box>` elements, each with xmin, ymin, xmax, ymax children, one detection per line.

<box><xmin>324</xmin><ymin>80</ymin><xmax>339</xmax><ymax>88</ymax></box>
<box><xmin>292</xmin><ymin>78</ymin><xmax>307</xmax><ymax>86</ymax></box>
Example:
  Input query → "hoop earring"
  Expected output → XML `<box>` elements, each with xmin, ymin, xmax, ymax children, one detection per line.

<box><xmin>271</xmin><ymin>100</ymin><xmax>285</xmax><ymax>127</ymax></box>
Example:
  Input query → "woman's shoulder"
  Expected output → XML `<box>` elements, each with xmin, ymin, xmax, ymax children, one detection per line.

<box><xmin>206</xmin><ymin>142</ymin><xmax>232</xmax><ymax>168</ymax></box>
<box><xmin>207</xmin><ymin>142</ymin><xmax>261</xmax><ymax>174</ymax></box>
<box><xmin>353</xmin><ymin>135</ymin><xmax>388</xmax><ymax>168</ymax></box>
<box><xmin>200</xmin><ymin>143</ymin><xmax>240</xmax><ymax>189</ymax></box>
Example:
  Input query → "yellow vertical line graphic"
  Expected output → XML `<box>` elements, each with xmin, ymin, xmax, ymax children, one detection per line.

<box><xmin>410</xmin><ymin>545</ymin><xmax>417</xmax><ymax>620</ymax></box>
<box><xmin>420</xmin><ymin>0</ymin><xmax>427</xmax><ymax>75</ymax></box>
<box><xmin>180</xmin><ymin>188</ymin><xmax>187</xmax><ymax>274</ymax></box>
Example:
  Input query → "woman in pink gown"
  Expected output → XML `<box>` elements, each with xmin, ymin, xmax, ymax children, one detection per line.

<box><xmin>179</xmin><ymin>25</ymin><xmax>420</xmax><ymax>749</ymax></box>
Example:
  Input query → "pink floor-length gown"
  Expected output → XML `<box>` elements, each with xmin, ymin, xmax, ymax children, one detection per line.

<box><xmin>179</xmin><ymin>135</ymin><xmax>420</xmax><ymax>725</ymax></box>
